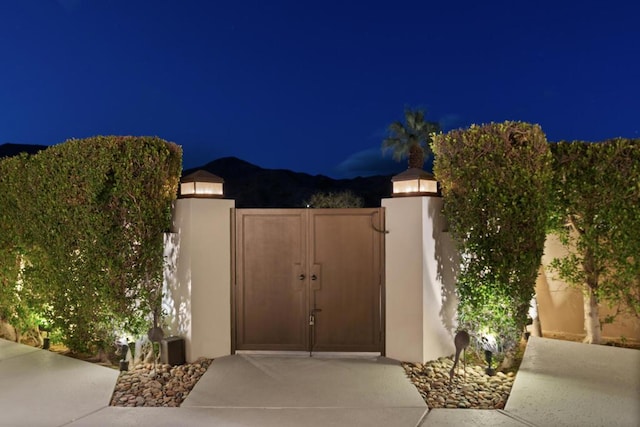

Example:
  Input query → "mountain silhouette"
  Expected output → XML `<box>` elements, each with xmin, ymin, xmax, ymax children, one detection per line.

<box><xmin>185</xmin><ymin>157</ymin><xmax>394</xmax><ymax>208</ymax></box>
<box><xmin>0</xmin><ymin>143</ymin><xmax>48</xmax><ymax>158</ymax></box>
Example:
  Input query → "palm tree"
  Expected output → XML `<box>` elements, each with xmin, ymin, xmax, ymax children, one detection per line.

<box><xmin>382</xmin><ymin>108</ymin><xmax>441</xmax><ymax>169</ymax></box>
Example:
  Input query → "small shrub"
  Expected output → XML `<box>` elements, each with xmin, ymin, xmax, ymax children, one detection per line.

<box><xmin>304</xmin><ymin>191</ymin><xmax>364</xmax><ymax>208</ymax></box>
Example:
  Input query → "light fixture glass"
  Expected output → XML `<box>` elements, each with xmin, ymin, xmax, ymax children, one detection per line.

<box><xmin>391</xmin><ymin>168</ymin><xmax>439</xmax><ymax>196</ymax></box>
<box><xmin>179</xmin><ymin>170</ymin><xmax>224</xmax><ymax>198</ymax></box>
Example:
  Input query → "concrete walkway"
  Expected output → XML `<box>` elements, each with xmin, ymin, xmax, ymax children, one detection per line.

<box><xmin>504</xmin><ymin>336</ymin><xmax>640</xmax><ymax>427</ymax></box>
<box><xmin>0</xmin><ymin>339</ymin><xmax>119</xmax><ymax>427</ymax></box>
<box><xmin>70</xmin><ymin>353</ymin><xmax>428</xmax><ymax>426</ymax></box>
<box><xmin>1</xmin><ymin>336</ymin><xmax>639</xmax><ymax>426</ymax></box>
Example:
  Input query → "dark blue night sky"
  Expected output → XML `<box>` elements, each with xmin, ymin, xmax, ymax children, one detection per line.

<box><xmin>1</xmin><ymin>0</ymin><xmax>638</xmax><ymax>177</ymax></box>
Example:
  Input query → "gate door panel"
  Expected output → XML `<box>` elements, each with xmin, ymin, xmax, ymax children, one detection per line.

<box><xmin>310</xmin><ymin>210</ymin><xmax>382</xmax><ymax>352</ymax></box>
<box><xmin>234</xmin><ymin>208</ymin><xmax>383</xmax><ymax>353</ymax></box>
<box><xmin>235</xmin><ymin>210</ymin><xmax>308</xmax><ymax>350</ymax></box>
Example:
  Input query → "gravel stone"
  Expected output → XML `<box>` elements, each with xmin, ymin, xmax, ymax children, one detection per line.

<box><xmin>110</xmin><ymin>358</ymin><xmax>213</xmax><ymax>407</ymax></box>
<box><xmin>111</xmin><ymin>354</ymin><xmax>514</xmax><ymax>410</ymax></box>
<box><xmin>402</xmin><ymin>356</ymin><xmax>516</xmax><ymax>410</ymax></box>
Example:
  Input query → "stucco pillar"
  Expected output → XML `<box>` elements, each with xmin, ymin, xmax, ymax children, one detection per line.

<box><xmin>382</xmin><ymin>196</ymin><xmax>459</xmax><ymax>363</ymax></box>
<box><xmin>164</xmin><ymin>197</ymin><xmax>235</xmax><ymax>362</ymax></box>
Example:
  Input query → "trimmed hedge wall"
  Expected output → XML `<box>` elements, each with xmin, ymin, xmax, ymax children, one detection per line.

<box><xmin>432</xmin><ymin>122</ymin><xmax>553</xmax><ymax>353</ymax></box>
<box><xmin>0</xmin><ymin>136</ymin><xmax>182</xmax><ymax>353</ymax></box>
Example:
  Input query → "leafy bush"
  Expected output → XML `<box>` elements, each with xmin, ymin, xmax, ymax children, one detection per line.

<box><xmin>0</xmin><ymin>136</ymin><xmax>181</xmax><ymax>353</ymax></box>
<box><xmin>549</xmin><ymin>139</ymin><xmax>640</xmax><ymax>343</ymax></box>
<box><xmin>432</xmin><ymin>122</ymin><xmax>553</xmax><ymax>352</ymax></box>
<box><xmin>304</xmin><ymin>191</ymin><xmax>364</xmax><ymax>208</ymax></box>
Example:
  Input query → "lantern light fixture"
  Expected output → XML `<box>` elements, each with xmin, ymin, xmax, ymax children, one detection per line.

<box><xmin>391</xmin><ymin>168</ymin><xmax>439</xmax><ymax>197</ymax></box>
<box><xmin>179</xmin><ymin>170</ymin><xmax>224</xmax><ymax>198</ymax></box>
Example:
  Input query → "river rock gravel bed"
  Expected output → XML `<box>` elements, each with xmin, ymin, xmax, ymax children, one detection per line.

<box><xmin>110</xmin><ymin>355</ymin><xmax>514</xmax><ymax>409</ymax></box>
<box><xmin>402</xmin><ymin>357</ymin><xmax>516</xmax><ymax>409</ymax></box>
<box><xmin>110</xmin><ymin>358</ymin><xmax>213</xmax><ymax>407</ymax></box>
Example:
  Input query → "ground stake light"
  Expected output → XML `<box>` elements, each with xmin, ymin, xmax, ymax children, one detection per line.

<box><xmin>38</xmin><ymin>324</ymin><xmax>51</xmax><ymax>350</ymax></box>
<box><xmin>484</xmin><ymin>350</ymin><xmax>495</xmax><ymax>376</ymax></box>
<box><xmin>119</xmin><ymin>343</ymin><xmax>129</xmax><ymax>372</ymax></box>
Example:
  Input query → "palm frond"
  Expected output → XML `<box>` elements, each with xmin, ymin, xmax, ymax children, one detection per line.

<box><xmin>381</xmin><ymin>108</ymin><xmax>439</xmax><ymax>165</ymax></box>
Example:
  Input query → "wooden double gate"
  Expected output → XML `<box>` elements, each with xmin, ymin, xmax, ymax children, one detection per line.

<box><xmin>233</xmin><ymin>208</ymin><xmax>384</xmax><ymax>354</ymax></box>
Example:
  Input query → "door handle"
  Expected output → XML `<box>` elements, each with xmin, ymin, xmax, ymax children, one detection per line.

<box><xmin>311</xmin><ymin>274</ymin><xmax>318</xmax><ymax>281</ymax></box>
<box><xmin>298</xmin><ymin>274</ymin><xmax>306</xmax><ymax>280</ymax></box>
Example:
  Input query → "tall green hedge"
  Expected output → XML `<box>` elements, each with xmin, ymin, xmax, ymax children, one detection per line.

<box><xmin>549</xmin><ymin>139</ymin><xmax>640</xmax><ymax>344</ymax></box>
<box><xmin>432</xmin><ymin>122</ymin><xmax>553</xmax><ymax>352</ymax></box>
<box><xmin>0</xmin><ymin>136</ymin><xmax>182</xmax><ymax>353</ymax></box>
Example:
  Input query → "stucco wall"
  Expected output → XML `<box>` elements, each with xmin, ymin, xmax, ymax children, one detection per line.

<box><xmin>164</xmin><ymin>198</ymin><xmax>235</xmax><ymax>362</ymax></box>
<box><xmin>164</xmin><ymin>195</ymin><xmax>638</xmax><ymax>364</ymax></box>
<box><xmin>536</xmin><ymin>234</ymin><xmax>640</xmax><ymax>344</ymax></box>
<box><xmin>383</xmin><ymin>196</ymin><xmax>459</xmax><ymax>363</ymax></box>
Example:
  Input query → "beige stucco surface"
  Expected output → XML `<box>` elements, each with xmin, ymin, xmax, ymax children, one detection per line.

<box><xmin>382</xmin><ymin>196</ymin><xmax>459</xmax><ymax>363</ymax></box>
<box><xmin>164</xmin><ymin>198</ymin><xmax>235</xmax><ymax>362</ymax></box>
<box><xmin>536</xmin><ymin>234</ymin><xmax>640</xmax><ymax>343</ymax></box>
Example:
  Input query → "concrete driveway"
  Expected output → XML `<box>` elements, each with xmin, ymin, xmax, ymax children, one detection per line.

<box><xmin>1</xmin><ymin>336</ymin><xmax>639</xmax><ymax>426</ymax></box>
